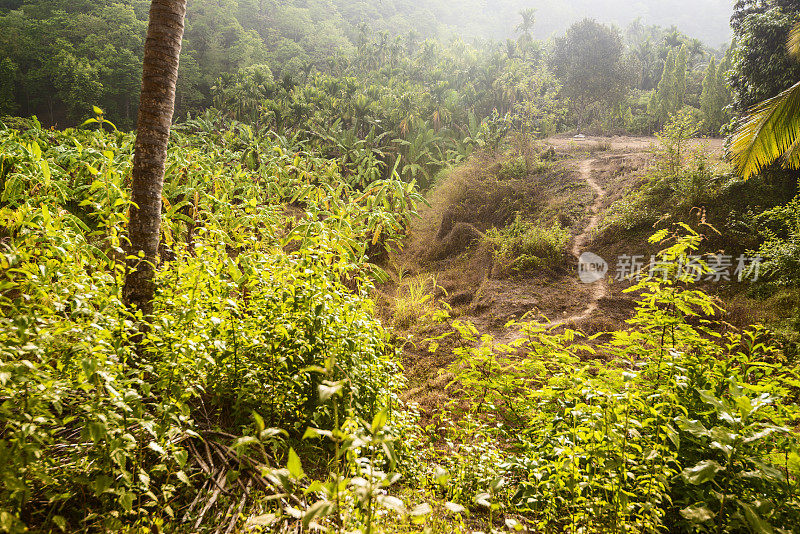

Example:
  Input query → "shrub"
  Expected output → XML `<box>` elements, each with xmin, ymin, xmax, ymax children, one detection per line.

<box><xmin>0</xmin><ymin>119</ymin><xmax>412</xmax><ymax>532</ymax></box>
<box><xmin>444</xmin><ymin>226</ymin><xmax>800</xmax><ymax>533</ymax></box>
<box><xmin>497</xmin><ymin>155</ymin><xmax>528</xmax><ymax>180</ymax></box>
<box><xmin>486</xmin><ymin>214</ymin><xmax>570</xmax><ymax>276</ymax></box>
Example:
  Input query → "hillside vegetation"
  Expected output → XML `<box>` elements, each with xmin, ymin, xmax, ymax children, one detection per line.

<box><xmin>2</xmin><ymin>0</ymin><xmax>800</xmax><ymax>533</ymax></box>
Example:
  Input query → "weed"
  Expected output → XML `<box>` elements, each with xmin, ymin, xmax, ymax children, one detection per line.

<box><xmin>486</xmin><ymin>214</ymin><xmax>570</xmax><ymax>276</ymax></box>
<box><xmin>393</xmin><ymin>272</ymin><xmax>443</xmax><ymax>329</ymax></box>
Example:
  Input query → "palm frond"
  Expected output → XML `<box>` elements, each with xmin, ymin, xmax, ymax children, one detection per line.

<box><xmin>730</xmin><ymin>79</ymin><xmax>800</xmax><ymax>179</ymax></box>
<box><xmin>789</xmin><ymin>21</ymin><xmax>800</xmax><ymax>59</ymax></box>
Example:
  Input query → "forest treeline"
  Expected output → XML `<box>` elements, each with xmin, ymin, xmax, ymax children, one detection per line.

<box><xmin>2</xmin><ymin>0</ymin><xmax>732</xmax><ymax>140</ymax></box>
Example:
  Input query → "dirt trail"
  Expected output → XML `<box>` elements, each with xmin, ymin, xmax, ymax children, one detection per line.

<box><xmin>555</xmin><ymin>158</ymin><xmax>610</xmax><ymax>326</ymax></box>
<box><xmin>395</xmin><ymin>136</ymin><xmax>727</xmax><ymax>414</ymax></box>
<box><xmin>502</xmin><ymin>158</ymin><xmax>610</xmax><ymax>335</ymax></box>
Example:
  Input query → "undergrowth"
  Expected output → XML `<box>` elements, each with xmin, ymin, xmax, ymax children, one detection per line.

<box><xmin>429</xmin><ymin>225</ymin><xmax>800</xmax><ymax>533</ymax></box>
<box><xmin>486</xmin><ymin>214</ymin><xmax>570</xmax><ymax>276</ymax></box>
<box><xmin>0</xmin><ymin>117</ymin><xmax>418</xmax><ymax>532</ymax></box>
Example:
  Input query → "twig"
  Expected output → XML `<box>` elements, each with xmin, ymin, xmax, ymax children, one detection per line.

<box><xmin>194</xmin><ymin>469</ymin><xmax>227</xmax><ymax>530</ymax></box>
<box><xmin>224</xmin><ymin>481</ymin><xmax>252</xmax><ymax>534</ymax></box>
<box><xmin>182</xmin><ymin>479</ymin><xmax>210</xmax><ymax>523</ymax></box>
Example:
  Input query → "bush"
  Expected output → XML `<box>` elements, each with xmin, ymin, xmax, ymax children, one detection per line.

<box><xmin>0</xmin><ymin>119</ymin><xmax>410</xmax><ymax>532</ymax></box>
<box><xmin>444</xmin><ymin>226</ymin><xmax>800</xmax><ymax>533</ymax></box>
<box><xmin>486</xmin><ymin>214</ymin><xmax>570</xmax><ymax>276</ymax></box>
<box><xmin>497</xmin><ymin>155</ymin><xmax>528</xmax><ymax>180</ymax></box>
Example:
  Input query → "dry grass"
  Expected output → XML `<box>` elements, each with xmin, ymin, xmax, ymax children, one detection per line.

<box><xmin>392</xmin><ymin>272</ymin><xmax>443</xmax><ymax>329</ymax></box>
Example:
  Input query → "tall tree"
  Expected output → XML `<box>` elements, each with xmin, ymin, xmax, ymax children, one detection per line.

<box><xmin>515</xmin><ymin>8</ymin><xmax>536</xmax><ymax>57</ymax></box>
<box><xmin>123</xmin><ymin>0</ymin><xmax>187</xmax><ymax>317</ymax></box>
<box><xmin>700</xmin><ymin>57</ymin><xmax>718</xmax><ymax>130</ymax></box>
<box><xmin>551</xmin><ymin>19</ymin><xmax>631</xmax><ymax>133</ymax></box>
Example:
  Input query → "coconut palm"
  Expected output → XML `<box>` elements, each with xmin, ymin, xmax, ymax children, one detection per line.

<box><xmin>516</xmin><ymin>8</ymin><xmax>537</xmax><ymax>40</ymax></box>
<box><xmin>124</xmin><ymin>0</ymin><xmax>187</xmax><ymax>317</ymax></box>
<box><xmin>516</xmin><ymin>8</ymin><xmax>536</xmax><ymax>58</ymax></box>
<box><xmin>730</xmin><ymin>22</ymin><xmax>800</xmax><ymax>179</ymax></box>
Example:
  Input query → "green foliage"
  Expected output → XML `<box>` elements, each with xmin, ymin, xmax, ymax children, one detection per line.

<box><xmin>550</xmin><ymin>19</ymin><xmax>633</xmax><ymax>132</ymax></box>
<box><xmin>600</xmin><ymin>114</ymin><xmax>723</xmax><ymax>237</ymax></box>
<box><xmin>730</xmin><ymin>0</ymin><xmax>800</xmax><ymax>119</ymax></box>
<box><xmin>444</xmin><ymin>226</ymin><xmax>800</xmax><ymax>532</ymax></box>
<box><xmin>0</xmin><ymin>117</ymin><xmax>416</xmax><ymax>531</ymax></box>
<box><xmin>655</xmin><ymin>109</ymin><xmax>701</xmax><ymax>176</ymax></box>
<box><xmin>649</xmin><ymin>46</ymin><xmax>687</xmax><ymax>127</ymax></box>
<box><xmin>750</xmin><ymin>193</ymin><xmax>800</xmax><ymax>286</ymax></box>
<box><xmin>486</xmin><ymin>214</ymin><xmax>570</xmax><ymax>275</ymax></box>
<box><xmin>700</xmin><ymin>49</ymin><xmax>734</xmax><ymax>135</ymax></box>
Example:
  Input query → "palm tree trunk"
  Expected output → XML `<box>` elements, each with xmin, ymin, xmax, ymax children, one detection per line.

<box><xmin>123</xmin><ymin>0</ymin><xmax>187</xmax><ymax>317</ymax></box>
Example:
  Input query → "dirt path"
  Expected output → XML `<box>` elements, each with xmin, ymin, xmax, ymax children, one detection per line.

<box><xmin>557</xmin><ymin>158</ymin><xmax>610</xmax><ymax>326</ymax></box>
<box><xmin>489</xmin><ymin>158</ymin><xmax>611</xmax><ymax>344</ymax></box>
<box><xmin>523</xmin><ymin>158</ymin><xmax>610</xmax><ymax>332</ymax></box>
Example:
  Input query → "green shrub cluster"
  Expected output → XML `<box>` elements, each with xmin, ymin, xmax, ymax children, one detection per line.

<box><xmin>443</xmin><ymin>227</ymin><xmax>800</xmax><ymax>532</ymax></box>
<box><xmin>486</xmin><ymin>214</ymin><xmax>570</xmax><ymax>276</ymax></box>
<box><xmin>0</xmin><ymin>117</ymin><xmax>416</xmax><ymax>532</ymax></box>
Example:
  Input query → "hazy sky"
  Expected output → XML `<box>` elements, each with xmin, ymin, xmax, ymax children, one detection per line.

<box><xmin>436</xmin><ymin>0</ymin><xmax>735</xmax><ymax>46</ymax></box>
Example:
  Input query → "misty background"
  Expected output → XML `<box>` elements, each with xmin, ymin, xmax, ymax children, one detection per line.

<box><xmin>344</xmin><ymin>0</ymin><xmax>735</xmax><ymax>47</ymax></box>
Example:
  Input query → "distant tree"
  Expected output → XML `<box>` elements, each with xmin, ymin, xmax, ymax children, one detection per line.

<box><xmin>673</xmin><ymin>45</ymin><xmax>688</xmax><ymax>111</ymax></box>
<box><xmin>700</xmin><ymin>49</ymin><xmax>733</xmax><ymax>135</ymax></box>
<box><xmin>515</xmin><ymin>8</ymin><xmax>536</xmax><ymax>57</ymax></box>
<box><xmin>649</xmin><ymin>45</ymin><xmax>690</xmax><ymax>127</ymax></box>
<box><xmin>0</xmin><ymin>57</ymin><xmax>18</xmax><ymax>115</ymax></box>
<box><xmin>124</xmin><ymin>0</ymin><xmax>187</xmax><ymax>317</ymax></box>
<box><xmin>551</xmin><ymin>19</ymin><xmax>631</xmax><ymax>132</ymax></box>
<box><xmin>516</xmin><ymin>8</ymin><xmax>536</xmax><ymax>38</ymax></box>
<box><xmin>700</xmin><ymin>58</ymin><xmax>719</xmax><ymax>130</ymax></box>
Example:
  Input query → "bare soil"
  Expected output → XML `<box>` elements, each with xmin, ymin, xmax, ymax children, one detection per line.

<box><xmin>380</xmin><ymin>135</ymin><xmax>728</xmax><ymax>418</ymax></box>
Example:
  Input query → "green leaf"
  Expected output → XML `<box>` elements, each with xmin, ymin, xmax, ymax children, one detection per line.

<box><xmin>231</xmin><ymin>436</ymin><xmax>260</xmax><ymax>450</ymax></box>
<box><xmin>664</xmin><ymin>423</ymin><xmax>680</xmax><ymax>449</ymax></box>
<box><xmin>680</xmin><ymin>503</ymin><xmax>715</xmax><ymax>523</ymax></box>
<box><xmin>39</xmin><ymin>160</ymin><xmax>51</xmax><ymax>186</ymax></box>
<box><xmin>318</xmin><ymin>381</ymin><xmax>343</xmax><ymax>403</ymax></box>
<box><xmin>118</xmin><ymin>491</ymin><xmax>135</xmax><ymax>512</ymax></box>
<box><xmin>176</xmin><ymin>471</ymin><xmax>191</xmax><ymax>485</ymax></box>
<box><xmin>682</xmin><ymin>460</ymin><xmax>723</xmax><ymax>485</ymax></box>
<box><xmin>302</xmin><ymin>500</ymin><xmax>332</xmax><ymax>529</ymax></box>
<box><xmin>93</xmin><ymin>105</ymin><xmax>104</xmax><ymax>116</ymax></box>
<box><xmin>30</xmin><ymin>141</ymin><xmax>41</xmax><ymax>160</ymax></box>
<box><xmin>89</xmin><ymin>474</ymin><xmax>114</xmax><ymax>496</ymax></box>
<box><xmin>371</xmin><ymin>407</ymin><xmax>389</xmax><ymax>433</ymax></box>
<box><xmin>741</xmin><ymin>503</ymin><xmax>774</xmax><ymax>534</ymax></box>
<box><xmin>675</xmin><ymin>416</ymin><xmax>710</xmax><ymax>438</ymax></box>
<box><xmin>696</xmin><ymin>389</ymin><xmax>729</xmax><ymax>415</ymax></box>
<box><xmin>287</xmin><ymin>448</ymin><xmax>304</xmax><ymax>479</ymax></box>
<box><xmin>252</xmin><ymin>412</ymin><xmax>265</xmax><ymax>433</ymax></box>
<box><xmin>302</xmin><ymin>427</ymin><xmax>332</xmax><ymax>440</ymax></box>
<box><xmin>173</xmin><ymin>449</ymin><xmax>188</xmax><ymax>469</ymax></box>
<box><xmin>51</xmin><ymin>515</ymin><xmax>67</xmax><ymax>532</ymax></box>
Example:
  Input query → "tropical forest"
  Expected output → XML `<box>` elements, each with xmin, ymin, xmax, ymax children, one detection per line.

<box><xmin>3</xmin><ymin>0</ymin><xmax>800</xmax><ymax>532</ymax></box>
